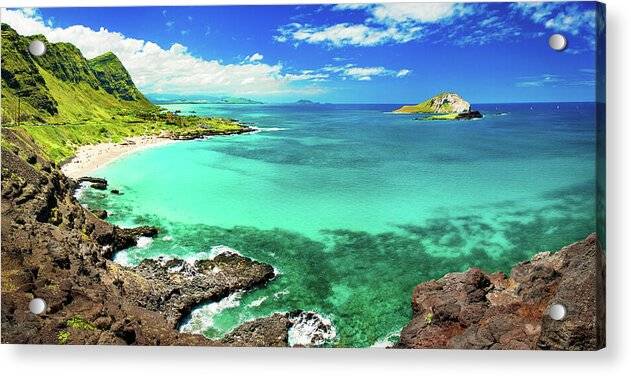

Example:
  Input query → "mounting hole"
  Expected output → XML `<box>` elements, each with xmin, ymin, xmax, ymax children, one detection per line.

<box><xmin>28</xmin><ymin>40</ymin><xmax>46</xmax><ymax>57</ymax></box>
<box><xmin>28</xmin><ymin>298</ymin><xmax>47</xmax><ymax>315</ymax></box>
<box><xmin>548</xmin><ymin>34</ymin><xmax>567</xmax><ymax>52</ymax></box>
<box><xmin>548</xmin><ymin>303</ymin><xmax>567</xmax><ymax>321</ymax></box>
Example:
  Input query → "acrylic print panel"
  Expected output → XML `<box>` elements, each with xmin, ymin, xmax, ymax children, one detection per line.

<box><xmin>0</xmin><ymin>2</ymin><xmax>605</xmax><ymax>349</ymax></box>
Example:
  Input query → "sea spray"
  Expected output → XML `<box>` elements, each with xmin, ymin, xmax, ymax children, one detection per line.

<box><xmin>251</xmin><ymin>126</ymin><xmax>287</xmax><ymax>133</ymax></box>
<box><xmin>73</xmin><ymin>181</ymin><xmax>91</xmax><ymax>200</ymax></box>
<box><xmin>112</xmin><ymin>250</ymin><xmax>132</xmax><ymax>267</ymax></box>
<box><xmin>370</xmin><ymin>330</ymin><xmax>401</xmax><ymax>348</ymax></box>
<box><xmin>287</xmin><ymin>311</ymin><xmax>336</xmax><ymax>347</ymax></box>
<box><xmin>247</xmin><ymin>296</ymin><xmax>268</xmax><ymax>308</ymax></box>
<box><xmin>208</xmin><ymin>245</ymin><xmax>242</xmax><ymax>259</ymax></box>
<box><xmin>136</xmin><ymin>236</ymin><xmax>153</xmax><ymax>249</ymax></box>
<box><xmin>179</xmin><ymin>292</ymin><xmax>243</xmax><ymax>336</ymax></box>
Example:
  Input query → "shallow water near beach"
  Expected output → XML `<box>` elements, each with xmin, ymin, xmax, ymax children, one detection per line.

<box><xmin>79</xmin><ymin>103</ymin><xmax>597</xmax><ymax>347</ymax></box>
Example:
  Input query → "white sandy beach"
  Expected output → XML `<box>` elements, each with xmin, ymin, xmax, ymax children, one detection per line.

<box><xmin>61</xmin><ymin>136</ymin><xmax>175</xmax><ymax>179</ymax></box>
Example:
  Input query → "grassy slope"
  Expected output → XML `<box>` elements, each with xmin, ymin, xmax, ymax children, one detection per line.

<box><xmin>426</xmin><ymin>113</ymin><xmax>460</xmax><ymax>120</ymax></box>
<box><xmin>394</xmin><ymin>92</ymin><xmax>462</xmax><ymax>114</ymax></box>
<box><xmin>1</xmin><ymin>23</ymin><xmax>248</xmax><ymax>164</ymax></box>
<box><xmin>88</xmin><ymin>51</ymin><xmax>151</xmax><ymax>103</ymax></box>
<box><xmin>393</xmin><ymin>99</ymin><xmax>437</xmax><ymax>114</ymax></box>
<box><xmin>4</xmin><ymin>67</ymin><xmax>243</xmax><ymax>164</ymax></box>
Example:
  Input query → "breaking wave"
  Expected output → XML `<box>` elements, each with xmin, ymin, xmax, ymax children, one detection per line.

<box><xmin>288</xmin><ymin>311</ymin><xmax>336</xmax><ymax>347</ymax></box>
<box><xmin>179</xmin><ymin>292</ymin><xmax>243</xmax><ymax>335</ymax></box>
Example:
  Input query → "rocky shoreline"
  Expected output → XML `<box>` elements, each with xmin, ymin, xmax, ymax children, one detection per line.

<box><xmin>1</xmin><ymin>125</ymin><xmax>604</xmax><ymax>349</ymax></box>
<box><xmin>396</xmin><ymin>233</ymin><xmax>605</xmax><ymax>350</ymax></box>
<box><xmin>0</xmin><ymin>127</ymin><xmax>330</xmax><ymax>346</ymax></box>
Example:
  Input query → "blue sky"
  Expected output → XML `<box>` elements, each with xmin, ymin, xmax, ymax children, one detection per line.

<box><xmin>4</xmin><ymin>2</ymin><xmax>604</xmax><ymax>103</ymax></box>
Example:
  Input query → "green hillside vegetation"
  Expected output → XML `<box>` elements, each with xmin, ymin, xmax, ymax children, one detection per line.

<box><xmin>88</xmin><ymin>51</ymin><xmax>150</xmax><ymax>103</ymax></box>
<box><xmin>426</xmin><ymin>113</ymin><xmax>460</xmax><ymax>120</ymax></box>
<box><xmin>1</xmin><ymin>23</ymin><xmax>249</xmax><ymax>164</ymax></box>
<box><xmin>394</xmin><ymin>99</ymin><xmax>442</xmax><ymax>114</ymax></box>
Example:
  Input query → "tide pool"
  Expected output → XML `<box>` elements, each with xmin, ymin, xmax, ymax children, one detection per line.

<box><xmin>79</xmin><ymin>102</ymin><xmax>597</xmax><ymax>347</ymax></box>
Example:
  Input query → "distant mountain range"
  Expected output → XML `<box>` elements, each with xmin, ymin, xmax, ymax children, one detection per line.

<box><xmin>147</xmin><ymin>94</ymin><xmax>263</xmax><ymax>105</ymax></box>
<box><xmin>293</xmin><ymin>99</ymin><xmax>319</xmax><ymax>105</ymax></box>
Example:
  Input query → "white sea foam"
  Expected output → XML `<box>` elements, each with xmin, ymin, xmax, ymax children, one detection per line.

<box><xmin>251</xmin><ymin>126</ymin><xmax>287</xmax><ymax>132</ymax></box>
<box><xmin>209</xmin><ymin>245</ymin><xmax>242</xmax><ymax>259</ymax></box>
<box><xmin>247</xmin><ymin>296</ymin><xmax>268</xmax><ymax>308</ymax></box>
<box><xmin>162</xmin><ymin>235</ymin><xmax>173</xmax><ymax>241</ymax></box>
<box><xmin>370</xmin><ymin>330</ymin><xmax>401</xmax><ymax>348</ymax></box>
<box><xmin>73</xmin><ymin>182</ymin><xmax>91</xmax><ymax>199</ymax></box>
<box><xmin>112</xmin><ymin>250</ymin><xmax>132</xmax><ymax>267</ymax></box>
<box><xmin>181</xmin><ymin>252</ymin><xmax>211</xmax><ymax>265</ymax></box>
<box><xmin>273</xmin><ymin>289</ymin><xmax>289</xmax><ymax>299</ymax></box>
<box><xmin>179</xmin><ymin>292</ymin><xmax>243</xmax><ymax>335</ymax></box>
<box><xmin>136</xmin><ymin>236</ymin><xmax>153</xmax><ymax>249</ymax></box>
<box><xmin>288</xmin><ymin>311</ymin><xmax>337</xmax><ymax>347</ymax></box>
<box><xmin>177</xmin><ymin>246</ymin><xmax>234</xmax><ymax>265</ymax></box>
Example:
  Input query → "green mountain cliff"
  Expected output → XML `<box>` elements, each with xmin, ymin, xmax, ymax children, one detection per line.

<box><xmin>1</xmin><ymin>23</ymin><xmax>154</xmax><ymax>125</ymax></box>
<box><xmin>88</xmin><ymin>51</ymin><xmax>150</xmax><ymax>103</ymax></box>
<box><xmin>1</xmin><ymin>23</ymin><xmax>250</xmax><ymax>163</ymax></box>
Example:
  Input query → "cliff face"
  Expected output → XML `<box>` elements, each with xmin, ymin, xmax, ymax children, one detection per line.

<box><xmin>88</xmin><ymin>52</ymin><xmax>150</xmax><ymax>103</ymax></box>
<box><xmin>397</xmin><ymin>234</ymin><xmax>605</xmax><ymax>350</ymax></box>
<box><xmin>394</xmin><ymin>92</ymin><xmax>471</xmax><ymax>114</ymax></box>
<box><xmin>0</xmin><ymin>128</ymin><xmax>306</xmax><ymax>345</ymax></box>
<box><xmin>0</xmin><ymin>23</ymin><xmax>155</xmax><ymax>125</ymax></box>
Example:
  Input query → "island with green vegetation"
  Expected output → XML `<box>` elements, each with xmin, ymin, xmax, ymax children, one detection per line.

<box><xmin>394</xmin><ymin>92</ymin><xmax>483</xmax><ymax>120</ymax></box>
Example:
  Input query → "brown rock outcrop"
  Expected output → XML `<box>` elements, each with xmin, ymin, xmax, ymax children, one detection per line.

<box><xmin>0</xmin><ymin>127</ymin><xmax>295</xmax><ymax>346</ymax></box>
<box><xmin>397</xmin><ymin>234</ymin><xmax>605</xmax><ymax>350</ymax></box>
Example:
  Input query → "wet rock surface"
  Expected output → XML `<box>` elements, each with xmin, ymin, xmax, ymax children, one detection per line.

<box><xmin>91</xmin><ymin>208</ymin><xmax>108</xmax><ymax>219</ymax></box>
<box><xmin>396</xmin><ymin>234</ymin><xmax>605</xmax><ymax>350</ymax></box>
<box><xmin>0</xmin><ymin>128</ymin><xmax>292</xmax><ymax>346</ymax></box>
<box><xmin>454</xmin><ymin>110</ymin><xmax>483</xmax><ymax>120</ymax></box>
<box><xmin>133</xmin><ymin>253</ymin><xmax>275</xmax><ymax>325</ymax></box>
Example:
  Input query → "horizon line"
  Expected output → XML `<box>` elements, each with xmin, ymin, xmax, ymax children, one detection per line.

<box><xmin>152</xmin><ymin>100</ymin><xmax>603</xmax><ymax>105</ymax></box>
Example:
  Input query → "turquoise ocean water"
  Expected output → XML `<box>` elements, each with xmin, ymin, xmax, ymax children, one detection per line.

<box><xmin>79</xmin><ymin>102</ymin><xmax>597</xmax><ymax>347</ymax></box>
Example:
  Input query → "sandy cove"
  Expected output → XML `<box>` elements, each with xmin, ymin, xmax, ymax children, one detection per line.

<box><xmin>61</xmin><ymin>136</ymin><xmax>176</xmax><ymax>179</ymax></box>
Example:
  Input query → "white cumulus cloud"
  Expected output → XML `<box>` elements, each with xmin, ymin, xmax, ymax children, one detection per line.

<box><xmin>245</xmin><ymin>52</ymin><xmax>264</xmax><ymax>63</ymax></box>
<box><xmin>370</xmin><ymin>2</ymin><xmax>470</xmax><ymax>24</ymax></box>
<box><xmin>511</xmin><ymin>3</ymin><xmax>596</xmax><ymax>37</ymax></box>
<box><xmin>396</xmin><ymin>69</ymin><xmax>411</xmax><ymax>78</ymax></box>
<box><xmin>1</xmin><ymin>8</ymin><xmax>318</xmax><ymax>97</ymax></box>
<box><xmin>276</xmin><ymin>22</ymin><xmax>421</xmax><ymax>48</ymax></box>
<box><xmin>321</xmin><ymin>64</ymin><xmax>411</xmax><ymax>81</ymax></box>
<box><xmin>278</xmin><ymin>3</ymin><xmax>468</xmax><ymax>47</ymax></box>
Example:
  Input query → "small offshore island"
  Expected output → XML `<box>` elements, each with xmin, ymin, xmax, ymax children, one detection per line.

<box><xmin>0</xmin><ymin>22</ymin><xmax>604</xmax><ymax>349</ymax></box>
<box><xmin>394</xmin><ymin>92</ymin><xmax>483</xmax><ymax>120</ymax></box>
